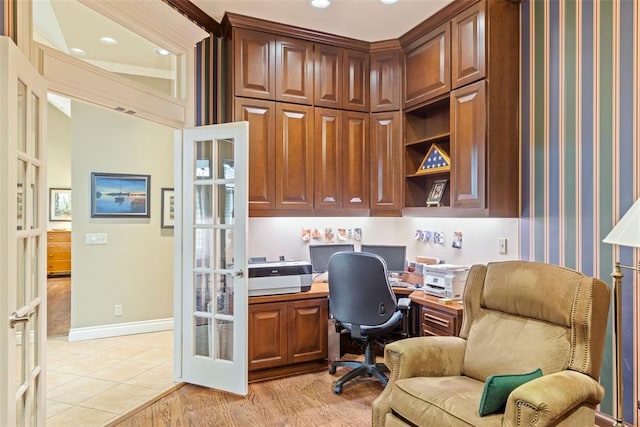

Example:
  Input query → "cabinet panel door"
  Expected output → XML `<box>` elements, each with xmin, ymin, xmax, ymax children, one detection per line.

<box><xmin>452</xmin><ymin>2</ymin><xmax>486</xmax><ymax>89</ymax></box>
<box><xmin>314</xmin><ymin>108</ymin><xmax>343</xmax><ymax>210</ymax></box>
<box><xmin>404</xmin><ymin>22</ymin><xmax>450</xmax><ymax>108</ymax></box>
<box><xmin>370</xmin><ymin>50</ymin><xmax>401</xmax><ymax>112</ymax></box>
<box><xmin>287</xmin><ymin>299</ymin><xmax>328</xmax><ymax>364</ymax></box>
<box><xmin>234</xmin><ymin>28</ymin><xmax>275</xmax><ymax>100</ymax></box>
<box><xmin>276</xmin><ymin>36</ymin><xmax>314</xmax><ymax>105</ymax></box>
<box><xmin>315</xmin><ymin>44</ymin><xmax>342</xmax><ymax>108</ymax></box>
<box><xmin>249</xmin><ymin>302</ymin><xmax>289</xmax><ymax>370</ymax></box>
<box><xmin>342</xmin><ymin>49</ymin><xmax>370</xmax><ymax>112</ymax></box>
<box><xmin>342</xmin><ymin>111</ymin><xmax>370</xmax><ymax>209</ymax></box>
<box><xmin>370</xmin><ymin>112</ymin><xmax>402</xmax><ymax>215</ymax></box>
<box><xmin>235</xmin><ymin>98</ymin><xmax>276</xmax><ymax>210</ymax></box>
<box><xmin>276</xmin><ymin>103</ymin><xmax>314</xmax><ymax>210</ymax></box>
<box><xmin>450</xmin><ymin>80</ymin><xmax>486</xmax><ymax>209</ymax></box>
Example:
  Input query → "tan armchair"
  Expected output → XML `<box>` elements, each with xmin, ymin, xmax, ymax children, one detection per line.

<box><xmin>372</xmin><ymin>261</ymin><xmax>611</xmax><ymax>426</ymax></box>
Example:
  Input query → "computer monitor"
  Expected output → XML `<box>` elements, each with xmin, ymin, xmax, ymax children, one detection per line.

<box><xmin>309</xmin><ymin>244</ymin><xmax>355</xmax><ymax>273</ymax></box>
<box><xmin>360</xmin><ymin>244</ymin><xmax>407</xmax><ymax>274</ymax></box>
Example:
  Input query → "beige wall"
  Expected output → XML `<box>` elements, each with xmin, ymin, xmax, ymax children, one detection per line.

<box><xmin>46</xmin><ymin>104</ymin><xmax>71</xmax><ymax>231</ymax></box>
<box><xmin>69</xmin><ymin>100</ymin><xmax>174</xmax><ymax>329</ymax></box>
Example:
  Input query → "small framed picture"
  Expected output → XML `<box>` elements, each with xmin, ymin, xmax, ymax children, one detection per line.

<box><xmin>91</xmin><ymin>172</ymin><xmax>151</xmax><ymax>218</ymax></box>
<box><xmin>161</xmin><ymin>187</ymin><xmax>175</xmax><ymax>229</ymax></box>
<box><xmin>426</xmin><ymin>179</ymin><xmax>448</xmax><ymax>207</ymax></box>
<box><xmin>49</xmin><ymin>188</ymin><xmax>72</xmax><ymax>221</ymax></box>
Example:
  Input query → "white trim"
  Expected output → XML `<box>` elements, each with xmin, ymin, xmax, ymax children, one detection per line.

<box><xmin>68</xmin><ymin>318</ymin><xmax>174</xmax><ymax>342</ymax></box>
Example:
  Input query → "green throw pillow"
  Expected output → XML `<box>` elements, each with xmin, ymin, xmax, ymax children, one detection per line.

<box><xmin>478</xmin><ymin>368</ymin><xmax>543</xmax><ymax>416</ymax></box>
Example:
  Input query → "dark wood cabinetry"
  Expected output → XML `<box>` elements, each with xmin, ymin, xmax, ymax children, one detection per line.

<box><xmin>248</xmin><ymin>291</ymin><xmax>328</xmax><ymax>381</ymax></box>
<box><xmin>314</xmin><ymin>44</ymin><xmax>342</xmax><ymax>109</ymax></box>
<box><xmin>342</xmin><ymin>49</ymin><xmax>370</xmax><ymax>112</ymax></box>
<box><xmin>370</xmin><ymin>112</ymin><xmax>402</xmax><ymax>215</ymax></box>
<box><xmin>276</xmin><ymin>36</ymin><xmax>314</xmax><ymax>104</ymax></box>
<box><xmin>451</xmin><ymin>1</ymin><xmax>486</xmax><ymax>89</ymax></box>
<box><xmin>409</xmin><ymin>292</ymin><xmax>463</xmax><ymax>337</ymax></box>
<box><xmin>403</xmin><ymin>22</ymin><xmax>450</xmax><ymax>109</ymax></box>
<box><xmin>370</xmin><ymin>49</ymin><xmax>401</xmax><ymax>112</ymax></box>
<box><xmin>314</xmin><ymin>108</ymin><xmax>343</xmax><ymax>210</ymax></box>
<box><xmin>342</xmin><ymin>110</ymin><xmax>369</xmax><ymax>210</ymax></box>
<box><xmin>233</xmin><ymin>28</ymin><xmax>275</xmax><ymax>100</ymax></box>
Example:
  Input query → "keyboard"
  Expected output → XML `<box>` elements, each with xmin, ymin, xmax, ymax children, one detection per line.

<box><xmin>392</xmin><ymin>282</ymin><xmax>409</xmax><ymax>288</ymax></box>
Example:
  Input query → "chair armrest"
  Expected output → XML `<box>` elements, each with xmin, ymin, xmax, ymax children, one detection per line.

<box><xmin>372</xmin><ymin>337</ymin><xmax>466</xmax><ymax>427</ymax></box>
<box><xmin>397</xmin><ymin>297</ymin><xmax>411</xmax><ymax>310</ymax></box>
<box><xmin>504</xmin><ymin>370</ymin><xmax>605</xmax><ymax>426</ymax></box>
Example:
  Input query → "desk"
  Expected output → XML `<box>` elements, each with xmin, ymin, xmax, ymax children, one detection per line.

<box><xmin>409</xmin><ymin>291</ymin><xmax>464</xmax><ymax>336</ymax></box>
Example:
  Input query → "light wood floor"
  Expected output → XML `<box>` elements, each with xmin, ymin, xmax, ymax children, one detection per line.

<box><xmin>111</xmin><ymin>366</ymin><xmax>384</xmax><ymax>426</ymax></box>
<box><xmin>47</xmin><ymin>276</ymin><xmax>71</xmax><ymax>337</ymax></box>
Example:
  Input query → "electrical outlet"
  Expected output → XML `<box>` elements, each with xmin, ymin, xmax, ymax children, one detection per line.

<box><xmin>498</xmin><ymin>238</ymin><xmax>507</xmax><ymax>254</ymax></box>
<box><xmin>114</xmin><ymin>304</ymin><xmax>123</xmax><ymax>316</ymax></box>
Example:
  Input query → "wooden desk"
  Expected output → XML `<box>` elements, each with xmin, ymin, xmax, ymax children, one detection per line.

<box><xmin>409</xmin><ymin>291</ymin><xmax>464</xmax><ymax>337</ymax></box>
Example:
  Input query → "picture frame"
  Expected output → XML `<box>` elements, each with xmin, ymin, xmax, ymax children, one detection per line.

<box><xmin>161</xmin><ymin>187</ymin><xmax>175</xmax><ymax>229</ymax></box>
<box><xmin>49</xmin><ymin>188</ymin><xmax>72</xmax><ymax>221</ymax></box>
<box><xmin>426</xmin><ymin>179</ymin><xmax>448</xmax><ymax>207</ymax></box>
<box><xmin>91</xmin><ymin>172</ymin><xmax>151</xmax><ymax>218</ymax></box>
<box><xmin>416</xmin><ymin>143</ymin><xmax>451</xmax><ymax>175</ymax></box>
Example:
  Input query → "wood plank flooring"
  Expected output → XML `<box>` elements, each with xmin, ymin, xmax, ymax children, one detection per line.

<box><xmin>110</xmin><ymin>367</ymin><xmax>384</xmax><ymax>426</ymax></box>
<box><xmin>47</xmin><ymin>276</ymin><xmax>71</xmax><ymax>337</ymax></box>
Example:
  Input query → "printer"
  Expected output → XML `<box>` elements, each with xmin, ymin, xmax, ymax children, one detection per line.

<box><xmin>248</xmin><ymin>260</ymin><xmax>313</xmax><ymax>296</ymax></box>
<box><xmin>422</xmin><ymin>264</ymin><xmax>470</xmax><ymax>300</ymax></box>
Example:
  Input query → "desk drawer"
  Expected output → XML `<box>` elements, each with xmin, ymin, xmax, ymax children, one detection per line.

<box><xmin>421</xmin><ymin>306</ymin><xmax>458</xmax><ymax>336</ymax></box>
<box><xmin>48</xmin><ymin>260</ymin><xmax>71</xmax><ymax>275</ymax></box>
<box><xmin>47</xmin><ymin>231</ymin><xmax>71</xmax><ymax>242</ymax></box>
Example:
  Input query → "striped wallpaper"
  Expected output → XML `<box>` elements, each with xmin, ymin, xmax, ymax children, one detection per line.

<box><xmin>520</xmin><ymin>0</ymin><xmax>639</xmax><ymax>422</ymax></box>
<box><xmin>194</xmin><ymin>34</ymin><xmax>224</xmax><ymax>126</ymax></box>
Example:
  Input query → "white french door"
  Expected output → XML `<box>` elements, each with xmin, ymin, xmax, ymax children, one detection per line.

<box><xmin>0</xmin><ymin>37</ymin><xmax>48</xmax><ymax>426</ymax></box>
<box><xmin>175</xmin><ymin>122</ymin><xmax>249</xmax><ymax>395</ymax></box>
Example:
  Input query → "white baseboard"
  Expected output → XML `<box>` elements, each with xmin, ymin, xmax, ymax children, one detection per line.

<box><xmin>68</xmin><ymin>318</ymin><xmax>174</xmax><ymax>342</ymax></box>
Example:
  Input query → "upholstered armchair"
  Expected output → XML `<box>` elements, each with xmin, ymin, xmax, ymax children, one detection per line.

<box><xmin>372</xmin><ymin>261</ymin><xmax>611</xmax><ymax>426</ymax></box>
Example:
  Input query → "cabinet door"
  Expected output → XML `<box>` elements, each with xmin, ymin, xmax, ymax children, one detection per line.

<box><xmin>287</xmin><ymin>299</ymin><xmax>328</xmax><ymax>364</ymax></box>
<box><xmin>342</xmin><ymin>49</ymin><xmax>370</xmax><ymax>112</ymax></box>
<box><xmin>451</xmin><ymin>2</ymin><xmax>486</xmax><ymax>89</ymax></box>
<box><xmin>235</xmin><ymin>98</ymin><xmax>276</xmax><ymax>211</ymax></box>
<box><xmin>314</xmin><ymin>108</ymin><xmax>343</xmax><ymax>210</ymax></box>
<box><xmin>370</xmin><ymin>50</ymin><xmax>401</xmax><ymax>112</ymax></box>
<box><xmin>370</xmin><ymin>112</ymin><xmax>402</xmax><ymax>215</ymax></box>
<box><xmin>276</xmin><ymin>36</ymin><xmax>314</xmax><ymax>105</ymax></box>
<box><xmin>450</xmin><ymin>80</ymin><xmax>486</xmax><ymax>209</ymax></box>
<box><xmin>276</xmin><ymin>103</ymin><xmax>314</xmax><ymax>210</ymax></box>
<box><xmin>315</xmin><ymin>44</ymin><xmax>342</xmax><ymax>108</ymax></box>
<box><xmin>248</xmin><ymin>302</ymin><xmax>289</xmax><ymax>370</ymax></box>
<box><xmin>234</xmin><ymin>28</ymin><xmax>275</xmax><ymax>100</ymax></box>
<box><xmin>342</xmin><ymin>111</ymin><xmax>370</xmax><ymax>209</ymax></box>
<box><xmin>404</xmin><ymin>22</ymin><xmax>450</xmax><ymax>108</ymax></box>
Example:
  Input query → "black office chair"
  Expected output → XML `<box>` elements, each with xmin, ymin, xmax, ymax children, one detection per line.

<box><xmin>327</xmin><ymin>251</ymin><xmax>411</xmax><ymax>394</ymax></box>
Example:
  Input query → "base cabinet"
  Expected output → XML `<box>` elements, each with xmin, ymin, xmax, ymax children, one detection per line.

<box><xmin>410</xmin><ymin>292</ymin><xmax>463</xmax><ymax>337</ymax></box>
<box><xmin>249</xmin><ymin>296</ymin><xmax>328</xmax><ymax>381</ymax></box>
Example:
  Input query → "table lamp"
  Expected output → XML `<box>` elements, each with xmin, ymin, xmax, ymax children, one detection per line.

<box><xmin>602</xmin><ymin>197</ymin><xmax>640</xmax><ymax>427</ymax></box>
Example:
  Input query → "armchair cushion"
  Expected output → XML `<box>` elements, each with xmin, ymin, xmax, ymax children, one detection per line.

<box><xmin>478</xmin><ymin>368</ymin><xmax>542</xmax><ymax>416</ymax></box>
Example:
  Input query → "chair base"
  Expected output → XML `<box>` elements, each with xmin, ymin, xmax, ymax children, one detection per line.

<box><xmin>329</xmin><ymin>340</ymin><xmax>388</xmax><ymax>394</ymax></box>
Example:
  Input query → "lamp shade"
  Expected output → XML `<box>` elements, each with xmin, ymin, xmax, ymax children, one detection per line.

<box><xmin>603</xmin><ymin>197</ymin><xmax>640</xmax><ymax>248</ymax></box>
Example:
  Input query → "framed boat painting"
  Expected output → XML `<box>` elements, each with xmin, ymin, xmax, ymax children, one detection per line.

<box><xmin>91</xmin><ymin>172</ymin><xmax>151</xmax><ymax>218</ymax></box>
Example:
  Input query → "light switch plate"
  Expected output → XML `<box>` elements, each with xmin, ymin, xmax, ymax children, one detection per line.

<box><xmin>86</xmin><ymin>233</ymin><xmax>108</xmax><ymax>245</ymax></box>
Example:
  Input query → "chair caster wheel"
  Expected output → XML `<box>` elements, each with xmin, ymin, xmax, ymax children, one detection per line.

<box><xmin>328</xmin><ymin>365</ymin><xmax>336</xmax><ymax>374</ymax></box>
<box><xmin>333</xmin><ymin>385</ymin><xmax>343</xmax><ymax>394</ymax></box>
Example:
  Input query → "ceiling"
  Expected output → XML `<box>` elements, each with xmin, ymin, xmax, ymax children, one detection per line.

<box><xmin>190</xmin><ymin>0</ymin><xmax>455</xmax><ymax>42</ymax></box>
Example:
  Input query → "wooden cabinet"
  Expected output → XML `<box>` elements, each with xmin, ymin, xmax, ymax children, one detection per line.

<box><xmin>342</xmin><ymin>111</ymin><xmax>369</xmax><ymax>210</ymax></box>
<box><xmin>275</xmin><ymin>103</ymin><xmax>314</xmax><ymax>210</ymax></box>
<box><xmin>342</xmin><ymin>49</ymin><xmax>369</xmax><ymax>112</ymax></box>
<box><xmin>248</xmin><ymin>294</ymin><xmax>328</xmax><ymax>381</ymax></box>
<box><xmin>409</xmin><ymin>292</ymin><xmax>463</xmax><ymax>337</ymax></box>
<box><xmin>233</xmin><ymin>28</ymin><xmax>275</xmax><ymax>100</ymax></box>
<box><xmin>314</xmin><ymin>108</ymin><xmax>343</xmax><ymax>210</ymax></box>
<box><xmin>47</xmin><ymin>230</ymin><xmax>71</xmax><ymax>276</ymax></box>
<box><xmin>370</xmin><ymin>49</ymin><xmax>401</xmax><ymax>112</ymax></box>
<box><xmin>403</xmin><ymin>22</ymin><xmax>450</xmax><ymax>109</ymax></box>
<box><xmin>276</xmin><ymin>36</ymin><xmax>314</xmax><ymax>105</ymax></box>
<box><xmin>235</xmin><ymin>98</ymin><xmax>277</xmax><ymax>211</ymax></box>
<box><xmin>314</xmin><ymin>44</ymin><xmax>342</xmax><ymax>109</ymax></box>
<box><xmin>370</xmin><ymin>112</ymin><xmax>403</xmax><ymax>215</ymax></box>
<box><xmin>451</xmin><ymin>1</ymin><xmax>486</xmax><ymax>89</ymax></box>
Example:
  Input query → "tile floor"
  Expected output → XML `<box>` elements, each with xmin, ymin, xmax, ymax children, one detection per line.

<box><xmin>46</xmin><ymin>330</ymin><xmax>175</xmax><ymax>426</ymax></box>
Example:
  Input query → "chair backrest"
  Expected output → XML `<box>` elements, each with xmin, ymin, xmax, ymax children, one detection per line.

<box><xmin>327</xmin><ymin>251</ymin><xmax>398</xmax><ymax>328</ymax></box>
<box><xmin>460</xmin><ymin>261</ymin><xmax>610</xmax><ymax>382</ymax></box>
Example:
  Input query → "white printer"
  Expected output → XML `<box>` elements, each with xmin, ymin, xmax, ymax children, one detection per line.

<box><xmin>248</xmin><ymin>261</ymin><xmax>313</xmax><ymax>296</ymax></box>
<box><xmin>422</xmin><ymin>264</ymin><xmax>470</xmax><ymax>300</ymax></box>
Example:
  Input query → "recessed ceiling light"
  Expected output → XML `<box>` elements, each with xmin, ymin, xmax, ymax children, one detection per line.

<box><xmin>311</xmin><ymin>0</ymin><xmax>331</xmax><ymax>9</ymax></box>
<box><xmin>380</xmin><ymin>0</ymin><xmax>399</xmax><ymax>3</ymax></box>
<box><xmin>69</xmin><ymin>47</ymin><xmax>86</xmax><ymax>56</ymax></box>
<box><xmin>99</xmin><ymin>36</ymin><xmax>118</xmax><ymax>45</ymax></box>
<box><xmin>154</xmin><ymin>47</ymin><xmax>171</xmax><ymax>56</ymax></box>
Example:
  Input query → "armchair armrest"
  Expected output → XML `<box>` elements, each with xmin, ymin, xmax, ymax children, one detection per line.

<box><xmin>504</xmin><ymin>370</ymin><xmax>605</xmax><ymax>426</ymax></box>
<box><xmin>372</xmin><ymin>336</ymin><xmax>466</xmax><ymax>427</ymax></box>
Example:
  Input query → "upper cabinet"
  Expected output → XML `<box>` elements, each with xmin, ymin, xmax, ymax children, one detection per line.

<box><xmin>233</xmin><ymin>28</ymin><xmax>275</xmax><ymax>100</ymax></box>
<box><xmin>370</xmin><ymin>49</ymin><xmax>401</xmax><ymax>112</ymax></box>
<box><xmin>451</xmin><ymin>2</ymin><xmax>486</xmax><ymax>89</ymax></box>
<box><xmin>276</xmin><ymin>36</ymin><xmax>314</xmax><ymax>104</ymax></box>
<box><xmin>314</xmin><ymin>44</ymin><xmax>343</xmax><ymax>109</ymax></box>
<box><xmin>342</xmin><ymin>49</ymin><xmax>370</xmax><ymax>112</ymax></box>
<box><xmin>403</xmin><ymin>22</ymin><xmax>450</xmax><ymax>109</ymax></box>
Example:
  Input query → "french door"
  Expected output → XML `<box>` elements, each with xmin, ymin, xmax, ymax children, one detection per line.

<box><xmin>175</xmin><ymin>122</ymin><xmax>249</xmax><ymax>395</ymax></box>
<box><xmin>0</xmin><ymin>37</ymin><xmax>48</xmax><ymax>426</ymax></box>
